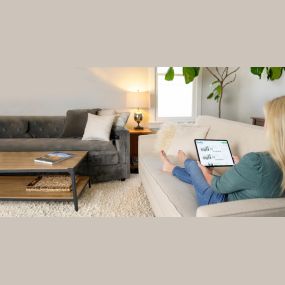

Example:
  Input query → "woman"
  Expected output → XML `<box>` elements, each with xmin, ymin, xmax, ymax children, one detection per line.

<box><xmin>160</xmin><ymin>96</ymin><xmax>285</xmax><ymax>206</ymax></box>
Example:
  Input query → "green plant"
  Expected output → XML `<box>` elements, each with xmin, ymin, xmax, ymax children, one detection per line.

<box><xmin>250</xmin><ymin>67</ymin><xmax>285</xmax><ymax>80</ymax></box>
<box><xmin>165</xmin><ymin>67</ymin><xmax>239</xmax><ymax>118</ymax></box>
<box><xmin>165</xmin><ymin>67</ymin><xmax>285</xmax><ymax>118</ymax></box>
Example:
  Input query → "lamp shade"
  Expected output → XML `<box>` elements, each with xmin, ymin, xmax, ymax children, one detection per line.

<box><xmin>126</xmin><ymin>91</ymin><xmax>149</xmax><ymax>109</ymax></box>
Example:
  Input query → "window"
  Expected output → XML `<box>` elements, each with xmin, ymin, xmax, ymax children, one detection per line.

<box><xmin>156</xmin><ymin>67</ymin><xmax>200</xmax><ymax>122</ymax></box>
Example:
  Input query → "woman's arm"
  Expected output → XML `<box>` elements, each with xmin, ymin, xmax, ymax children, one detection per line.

<box><xmin>197</xmin><ymin>153</ymin><xmax>261</xmax><ymax>194</ymax></box>
<box><xmin>197</xmin><ymin>155</ymin><xmax>240</xmax><ymax>184</ymax></box>
<box><xmin>211</xmin><ymin>153</ymin><xmax>261</xmax><ymax>194</ymax></box>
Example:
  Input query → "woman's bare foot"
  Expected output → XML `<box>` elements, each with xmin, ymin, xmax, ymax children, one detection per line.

<box><xmin>177</xmin><ymin>150</ymin><xmax>188</xmax><ymax>164</ymax></box>
<box><xmin>160</xmin><ymin>150</ymin><xmax>175</xmax><ymax>173</ymax></box>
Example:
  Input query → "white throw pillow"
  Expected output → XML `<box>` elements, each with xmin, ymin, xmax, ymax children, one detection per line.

<box><xmin>166</xmin><ymin>125</ymin><xmax>209</xmax><ymax>159</ymax></box>
<box><xmin>82</xmin><ymin>113</ymin><xmax>115</xmax><ymax>141</ymax></box>
<box><xmin>155</xmin><ymin>121</ymin><xmax>197</xmax><ymax>152</ymax></box>
<box><xmin>155</xmin><ymin>122</ymin><xmax>177</xmax><ymax>152</ymax></box>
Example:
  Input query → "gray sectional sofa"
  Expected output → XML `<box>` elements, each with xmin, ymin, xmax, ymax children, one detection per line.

<box><xmin>0</xmin><ymin>115</ymin><xmax>130</xmax><ymax>182</ymax></box>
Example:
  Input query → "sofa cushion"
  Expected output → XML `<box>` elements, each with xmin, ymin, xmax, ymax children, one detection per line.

<box><xmin>0</xmin><ymin>117</ymin><xmax>30</xmax><ymax>138</ymax></box>
<box><xmin>29</xmin><ymin>117</ymin><xmax>65</xmax><ymax>138</ymax></box>
<box><xmin>87</xmin><ymin>150</ymin><xmax>119</xmax><ymax>165</ymax></box>
<box><xmin>140</xmin><ymin>153</ymin><xmax>199</xmax><ymax>217</ymax></box>
<box><xmin>0</xmin><ymin>138</ymin><xmax>119</xmax><ymax>165</ymax></box>
<box><xmin>61</xmin><ymin>108</ymin><xmax>101</xmax><ymax>138</ymax></box>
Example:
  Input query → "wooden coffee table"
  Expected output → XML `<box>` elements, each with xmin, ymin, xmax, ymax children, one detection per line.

<box><xmin>0</xmin><ymin>151</ymin><xmax>90</xmax><ymax>211</ymax></box>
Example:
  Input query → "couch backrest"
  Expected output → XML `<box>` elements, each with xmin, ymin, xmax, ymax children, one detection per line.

<box><xmin>0</xmin><ymin>116</ymin><xmax>65</xmax><ymax>138</ymax></box>
<box><xmin>0</xmin><ymin>117</ymin><xmax>30</xmax><ymax>138</ymax></box>
<box><xmin>196</xmin><ymin>116</ymin><xmax>268</xmax><ymax>157</ymax></box>
<box><xmin>28</xmin><ymin>116</ymin><xmax>65</xmax><ymax>138</ymax></box>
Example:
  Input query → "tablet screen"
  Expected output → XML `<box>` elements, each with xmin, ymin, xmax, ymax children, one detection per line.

<box><xmin>195</xmin><ymin>139</ymin><xmax>234</xmax><ymax>167</ymax></box>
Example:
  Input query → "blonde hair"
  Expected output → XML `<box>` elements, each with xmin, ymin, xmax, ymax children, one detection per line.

<box><xmin>264</xmin><ymin>96</ymin><xmax>285</xmax><ymax>191</ymax></box>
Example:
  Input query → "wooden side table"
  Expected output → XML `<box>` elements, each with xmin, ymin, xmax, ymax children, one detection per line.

<box><xmin>251</xmin><ymin>117</ymin><xmax>265</xmax><ymax>126</ymax></box>
<box><xmin>129</xmin><ymin>129</ymin><xmax>153</xmax><ymax>173</ymax></box>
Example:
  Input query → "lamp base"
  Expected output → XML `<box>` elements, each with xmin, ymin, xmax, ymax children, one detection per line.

<box><xmin>134</xmin><ymin>112</ymin><xmax>144</xmax><ymax>130</ymax></box>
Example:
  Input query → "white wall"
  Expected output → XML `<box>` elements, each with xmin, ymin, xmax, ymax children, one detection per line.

<box><xmin>201</xmin><ymin>67</ymin><xmax>285</xmax><ymax>123</ymax></box>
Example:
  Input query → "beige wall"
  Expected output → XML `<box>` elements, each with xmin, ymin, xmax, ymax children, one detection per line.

<box><xmin>2</xmin><ymin>65</ymin><xmax>285</xmax><ymax>127</ymax></box>
<box><xmin>201</xmin><ymin>67</ymin><xmax>285</xmax><ymax>123</ymax></box>
<box><xmin>0</xmin><ymin>66</ymin><xmax>152</xmax><ymax>128</ymax></box>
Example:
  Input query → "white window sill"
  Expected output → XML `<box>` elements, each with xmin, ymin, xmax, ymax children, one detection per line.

<box><xmin>148</xmin><ymin>119</ymin><xmax>196</xmax><ymax>130</ymax></box>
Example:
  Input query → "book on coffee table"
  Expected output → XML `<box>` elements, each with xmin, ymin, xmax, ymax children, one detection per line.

<box><xmin>34</xmin><ymin>152</ymin><xmax>74</xmax><ymax>165</ymax></box>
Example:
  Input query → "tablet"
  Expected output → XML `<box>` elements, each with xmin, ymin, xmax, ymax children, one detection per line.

<box><xmin>194</xmin><ymin>139</ymin><xmax>235</xmax><ymax>167</ymax></box>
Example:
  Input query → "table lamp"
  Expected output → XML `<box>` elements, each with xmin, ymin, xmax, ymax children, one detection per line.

<box><xmin>126</xmin><ymin>91</ymin><xmax>149</xmax><ymax>130</ymax></box>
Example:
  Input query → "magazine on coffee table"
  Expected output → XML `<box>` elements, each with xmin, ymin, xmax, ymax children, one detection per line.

<box><xmin>34</xmin><ymin>152</ymin><xmax>74</xmax><ymax>165</ymax></box>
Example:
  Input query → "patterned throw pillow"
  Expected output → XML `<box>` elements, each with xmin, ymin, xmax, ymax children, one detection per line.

<box><xmin>114</xmin><ymin>112</ymin><xmax>130</xmax><ymax>128</ymax></box>
<box><xmin>98</xmin><ymin>109</ymin><xmax>130</xmax><ymax>128</ymax></box>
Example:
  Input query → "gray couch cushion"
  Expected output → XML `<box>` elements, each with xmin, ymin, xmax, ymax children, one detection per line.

<box><xmin>29</xmin><ymin>117</ymin><xmax>65</xmax><ymax>138</ymax></box>
<box><xmin>61</xmin><ymin>108</ymin><xmax>101</xmax><ymax>138</ymax></box>
<box><xmin>0</xmin><ymin>117</ymin><xmax>30</xmax><ymax>138</ymax></box>
<box><xmin>0</xmin><ymin>138</ymin><xmax>119</xmax><ymax>165</ymax></box>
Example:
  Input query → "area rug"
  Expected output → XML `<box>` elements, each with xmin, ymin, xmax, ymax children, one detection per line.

<box><xmin>0</xmin><ymin>174</ymin><xmax>154</xmax><ymax>217</ymax></box>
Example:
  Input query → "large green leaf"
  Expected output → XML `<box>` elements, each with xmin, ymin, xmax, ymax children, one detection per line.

<box><xmin>165</xmin><ymin>67</ymin><xmax>174</xmax><ymax>81</ymax></box>
<box><xmin>251</xmin><ymin>67</ymin><xmax>264</xmax><ymax>79</ymax></box>
<box><xmin>214</xmin><ymin>94</ymin><xmax>220</xmax><ymax>101</ymax></box>
<box><xmin>214</xmin><ymin>84</ymin><xmax>222</xmax><ymax>95</ymax></box>
<box><xmin>269</xmin><ymin>67</ymin><xmax>283</xmax><ymax>80</ymax></box>
<box><xmin>193</xmin><ymin>67</ymin><xmax>200</xmax><ymax>76</ymax></box>
<box><xmin>182</xmin><ymin>67</ymin><xmax>197</xmax><ymax>84</ymax></box>
<box><xmin>207</xmin><ymin>92</ymin><xmax>214</xmax><ymax>99</ymax></box>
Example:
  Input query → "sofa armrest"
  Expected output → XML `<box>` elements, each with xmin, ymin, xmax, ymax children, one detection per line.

<box><xmin>138</xmin><ymin>134</ymin><xmax>157</xmax><ymax>156</ymax></box>
<box><xmin>196</xmin><ymin>198</ymin><xmax>285</xmax><ymax>217</ymax></box>
<box><xmin>110</xmin><ymin>127</ymin><xmax>130</xmax><ymax>165</ymax></box>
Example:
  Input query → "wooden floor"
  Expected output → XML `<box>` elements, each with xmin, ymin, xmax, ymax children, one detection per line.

<box><xmin>0</xmin><ymin>176</ymin><xmax>89</xmax><ymax>200</ymax></box>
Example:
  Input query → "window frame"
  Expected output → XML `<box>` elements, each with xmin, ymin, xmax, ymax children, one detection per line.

<box><xmin>155</xmin><ymin>67</ymin><xmax>201</xmax><ymax>123</ymax></box>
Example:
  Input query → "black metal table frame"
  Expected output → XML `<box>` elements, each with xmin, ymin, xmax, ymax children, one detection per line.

<box><xmin>0</xmin><ymin>154</ymin><xmax>90</xmax><ymax>211</ymax></box>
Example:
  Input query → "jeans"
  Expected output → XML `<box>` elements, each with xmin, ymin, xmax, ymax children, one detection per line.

<box><xmin>172</xmin><ymin>159</ymin><xmax>227</xmax><ymax>206</ymax></box>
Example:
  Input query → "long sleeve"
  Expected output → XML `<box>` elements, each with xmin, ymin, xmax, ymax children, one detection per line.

<box><xmin>211</xmin><ymin>153</ymin><xmax>263</xmax><ymax>194</ymax></box>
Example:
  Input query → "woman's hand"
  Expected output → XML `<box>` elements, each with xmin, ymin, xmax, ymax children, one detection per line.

<box><xmin>232</xmin><ymin>155</ymin><xmax>240</xmax><ymax>164</ymax></box>
<box><xmin>197</xmin><ymin>161</ymin><xmax>213</xmax><ymax>185</ymax></box>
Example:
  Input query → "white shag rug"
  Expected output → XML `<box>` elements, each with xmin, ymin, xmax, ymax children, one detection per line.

<box><xmin>0</xmin><ymin>174</ymin><xmax>154</xmax><ymax>217</ymax></box>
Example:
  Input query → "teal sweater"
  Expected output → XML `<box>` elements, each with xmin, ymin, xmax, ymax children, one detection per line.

<box><xmin>211</xmin><ymin>152</ymin><xmax>283</xmax><ymax>201</ymax></box>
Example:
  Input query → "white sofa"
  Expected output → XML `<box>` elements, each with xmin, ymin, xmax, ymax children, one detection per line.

<box><xmin>139</xmin><ymin>115</ymin><xmax>285</xmax><ymax>217</ymax></box>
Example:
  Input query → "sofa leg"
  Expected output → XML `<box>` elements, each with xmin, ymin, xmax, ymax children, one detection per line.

<box><xmin>121</xmin><ymin>178</ymin><xmax>126</xmax><ymax>181</ymax></box>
